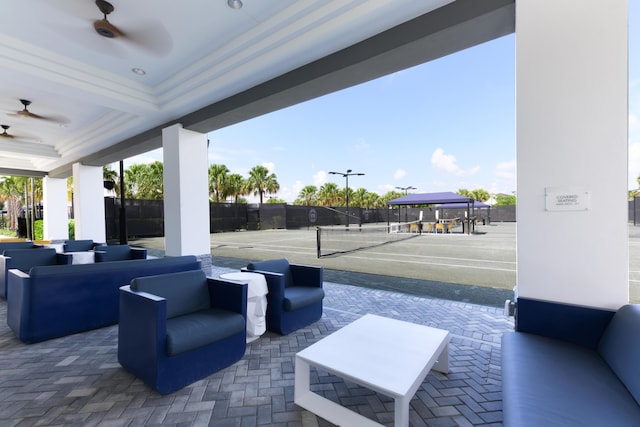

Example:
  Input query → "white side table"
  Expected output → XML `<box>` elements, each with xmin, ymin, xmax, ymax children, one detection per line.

<box><xmin>219</xmin><ymin>271</ymin><xmax>269</xmax><ymax>342</ymax></box>
<box><xmin>64</xmin><ymin>251</ymin><xmax>95</xmax><ymax>264</ymax></box>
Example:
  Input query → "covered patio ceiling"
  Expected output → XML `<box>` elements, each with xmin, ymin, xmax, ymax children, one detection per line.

<box><xmin>0</xmin><ymin>0</ymin><xmax>514</xmax><ymax>179</ymax></box>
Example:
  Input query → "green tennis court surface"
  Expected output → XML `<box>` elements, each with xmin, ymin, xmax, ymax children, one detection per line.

<box><xmin>132</xmin><ymin>222</ymin><xmax>640</xmax><ymax>306</ymax></box>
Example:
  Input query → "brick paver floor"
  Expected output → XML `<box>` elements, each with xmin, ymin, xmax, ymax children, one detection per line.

<box><xmin>0</xmin><ymin>265</ymin><xmax>513</xmax><ymax>426</ymax></box>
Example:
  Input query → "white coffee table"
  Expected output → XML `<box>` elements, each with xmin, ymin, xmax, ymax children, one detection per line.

<box><xmin>295</xmin><ymin>313</ymin><xmax>450</xmax><ymax>427</ymax></box>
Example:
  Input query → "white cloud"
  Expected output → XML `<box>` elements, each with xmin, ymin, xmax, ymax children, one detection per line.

<box><xmin>314</xmin><ymin>171</ymin><xmax>327</xmax><ymax>187</ymax></box>
<box><xmin>467</xmin><ymin>165</ymin><xmax>481</xmax><ymax>176</ymax></box>
<box><xmin>431</xmin><ymin>148</ymin><xmax>480</xmax><ymax>177</ymax></box>
<box><xmin>394</xmin><ymin>169</ymin><xmax>407</xmax><ymax>180</ymax></box>
<box><xmin>378</xmin><ymin>183</ymin><xmax>395</xmax><ymax>194</ymax></box>
<box><xmin>630</xmin><ymin>113</ymin><xmax>639</xmax><ymax>130</ymax></box>
<box><xmin>263</xmin><ymin>162</ymin><xmax>275</xmax><ymax>173</ymax></box>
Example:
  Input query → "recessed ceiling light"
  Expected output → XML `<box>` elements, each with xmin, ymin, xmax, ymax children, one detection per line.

<box><xmin>227</xmin><ymin>0</ymin><xmax>243</xmax><ymax>9</ymax></box>
<box><xmin>131</xmin><ymin>68</ymin><xmax>146</xmax><ymax>76</ymax></box>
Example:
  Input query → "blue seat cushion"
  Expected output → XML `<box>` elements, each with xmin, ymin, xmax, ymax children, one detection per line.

<box><xmin>131</xmin><ymin>270</ymin><xmax>210</xmax><ymax>318</ymax></box>
<box><xmin>502</xmin><ymin>332</ymin><xmax>640</xmax><ymax>427</ymax></box>
<box><xmin>283</xmin><ymin>286</ymin><xmax>325</xmax><ymax>311</ymax></box>
<box><xmin>247</xmin><ymin>258</ymin><xmax>294</xmax><ymax>288</ymax></box>
<box><xmin>166</xmin><ymin>308</ymin><xmax>245</xmax><ymax>356</ymax></box>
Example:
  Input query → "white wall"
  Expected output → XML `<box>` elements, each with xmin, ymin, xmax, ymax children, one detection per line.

<box><xmin>72</xmin><ymin>163</ymin><xmax>106</xmax><ymax>243</ymax></box>
<box><xmin>516</xmin><ymin>0</ymin><xmax>628</xmax><ymax>309</ymax></box>
<box><xmin>42</xmin><ymin>176</ymin><xmax>68</xmax><ymax>240</ymax></box>
<box><xmin>162</xmin><ymin>124</ymin><xmax>210</xmax><ymax>257</ymax></box>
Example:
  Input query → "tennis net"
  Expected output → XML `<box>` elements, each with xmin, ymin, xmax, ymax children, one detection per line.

<box><xmin>316</xmin><ymin>221</ymin><xmax>421</xmax><ymax>257</ymax></box>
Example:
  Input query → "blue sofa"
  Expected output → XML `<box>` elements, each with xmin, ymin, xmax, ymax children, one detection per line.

<box><xmin>244</xmin><ymin>258</ymin><xmax>324</xmax><ymax>335</ymax></box>
<box><xmin>94</xmin><ymin>245</ymin><xmax>147</xmax><ymax>262</ymax></box>
<box><xmin>7</xmin><ymin>255</ymin><xmax>202</xmax><ymax>343</ymax></box>
<box><xmin>0</xmin><ymin>248</ymin><xmax>72</xmax><ymax>299</ymax></box>
<box><xmin>502</xmin><ymin>299</ymin><xmax>640</xmax><ymax>427</ymax></box>
<box><xmin>119</xmin><ymin>270</ymin><xmax>247</xmax><ymax>394</ymax></box>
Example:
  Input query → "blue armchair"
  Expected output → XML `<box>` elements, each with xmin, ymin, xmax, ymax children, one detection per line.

<box><xmin>118</xmin><ymin>269</ymin><xmax>248</xmax><ymax>394</ymax></box>
<box><xmin>94</xmin><ymin>245</ymin><xmax>147</xmax><ymax>262</ymax></box>
<box><xmin>0</xmin><ymin>248</ymin><xmax>72</xmax><ymax>299</ymax></box>
<box><xmin>63</xmin><ymin>239</ymin><xmax>105</xmax><ymax>252</ymax></box>
<box><xmin>244</xmin><ymin>258</ymin><xmax>324</xmax><ymax>335</ymax></box>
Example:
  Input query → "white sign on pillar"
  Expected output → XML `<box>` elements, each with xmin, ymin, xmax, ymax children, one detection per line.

<box><xmin>162</xmin><ymin>124</ymin><xmax>210</xmax><ymax>257</ymax></box>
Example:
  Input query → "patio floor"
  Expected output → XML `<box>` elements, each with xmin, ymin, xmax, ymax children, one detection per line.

<box><xmin>0</xmin><ymin>264</ymin><xmax>513</xmax><ymax>427</ymax></box>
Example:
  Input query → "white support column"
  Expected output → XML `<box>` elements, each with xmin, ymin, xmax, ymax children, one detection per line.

<box><xmin>42</xmin><ymin>176</ymin><xmax>69</xmax><ymax>241</ymax></box>
<box><xmin>72</xmin><ymin>163</ymin><xmax>106</xmax><ymax>243</ymax></box>
<box><xmin>162</xmin><ymin>124</ymin><xmax>211</xmax><ymax>267</ymax></box>
<box><xmin>516</xmin><ymin>0</ymin><xmax>628</xmax><ymax>309</ymax></box>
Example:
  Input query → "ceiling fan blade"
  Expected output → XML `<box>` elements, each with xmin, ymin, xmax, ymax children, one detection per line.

<box><xmin>120</xmin><ymin>21</ymin><xmax>173</xmax><ymax>57</ymax></box>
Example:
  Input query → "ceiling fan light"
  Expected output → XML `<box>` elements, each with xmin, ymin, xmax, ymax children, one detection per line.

<box><xmin>227</xmin><ymin>0</ymin><xmax>243</xmax><ymax>9</ymax></box>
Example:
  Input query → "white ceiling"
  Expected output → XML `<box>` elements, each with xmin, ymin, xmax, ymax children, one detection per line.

<box><xmin>0</xmin><ymin>0</ymin><xmax>516</xmax><ymax>178</ymax></box>
<box><xmin>0</xmin><ymin>0</ymin><xmax>454</xmax><ymax>176</ymax></box>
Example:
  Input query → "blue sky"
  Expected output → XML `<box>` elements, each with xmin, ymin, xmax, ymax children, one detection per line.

<box><xmin>126</xmin><ymin>4</ymin><xmax>639</xmax><ymax>203</ymax></box>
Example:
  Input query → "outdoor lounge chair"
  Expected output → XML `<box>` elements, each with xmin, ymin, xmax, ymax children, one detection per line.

<box><xmin>244</xmin><ymin>258</ymin><xmax>324</xmax><ymax>335</ymax></box>
<box><xmin>118</xmin><ymin>270</ymin><xmax>248</xmax><ymax>394</ymax></box>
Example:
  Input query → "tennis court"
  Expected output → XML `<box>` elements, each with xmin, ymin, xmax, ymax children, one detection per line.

<box><xmin>134</xmin><ymin>222</ymin><xmax>516</xmax><ymax>290</ymax></box>
<box><xmin>133</xmin><ymin>221</ymin><xmax>640</xmax><ymax>305</ymax></box>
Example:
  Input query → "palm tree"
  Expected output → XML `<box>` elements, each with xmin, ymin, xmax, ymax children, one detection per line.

<box><xmin>124</xmin><ymin>162</ymin><xmax>164</xmax><ymax>199</ymax></box>
<box><xmin>247</xmin><ymin>165</ymin><xmax>280</xmax><ymax>205</ymax></box>
<box><xmin>350</xmin><ymin>187</ymin><xmax>369</xmax><ymax>207</ymax></box>
<box><xmin>317</xmin><ymin>182</ymin><xmax>340</xmax><ymax>206</ymax></box>
<box><xmin>0</xmin><ymin>176</ymin><xmax>26</xmax><ymax>233</ymax></box>
<box><xmin>226</xmin><ymin>173</ymin><xmax>245</xmax><ymax>203</ymax></box>
<box><xmin>295</xmin><ymin>185</ymin><xmax>317</xmax><ymax>206</ymax></box>
<box><xmin>208</xmin><ymin>164</ymin><xmax>230</xmax><ymax>202</ymax></box>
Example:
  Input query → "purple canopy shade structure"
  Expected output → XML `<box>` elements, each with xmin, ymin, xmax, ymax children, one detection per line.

<box><xmin>386</xmin><ymin>191</ymin><xmax>474</xmax><ymax>206</ymax></box>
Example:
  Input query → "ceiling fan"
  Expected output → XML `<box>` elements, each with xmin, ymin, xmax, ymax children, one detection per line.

<box><xmin>93</xmin><ymin>0</ymin><xmax>124</xmax><ymax>38</ymax></box>
<box><xmin>6</xmin><ymin>99</ymin><xmax>68</xmax><ymax>125</ymax></box>
<box><xmin>0</xmin><ymin>124</ymin><xmax>40</xmax><ymax>142</ymax></box>
<box><xmin>0</xmin><ymin>125</ymin><xmax>15</xmax><ymax>139</ymax></box>
<box><xmin>90</xmin><ymin>0</ymin><xmax>172</xmax><ymax>56</ymax></box>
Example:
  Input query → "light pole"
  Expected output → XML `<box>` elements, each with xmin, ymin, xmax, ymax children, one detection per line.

<box><xmin>329</xmin><ymin>169</ymin><xmax>364</xmax><ymax>227</ymax></box>
<box><xmin>395</xmin><ymin>186</ymin><xmax>416</xmax><ymax>223</ymax></box>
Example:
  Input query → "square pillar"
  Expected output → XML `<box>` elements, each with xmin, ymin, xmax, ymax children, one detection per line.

<box><xmin>516</xmin><ymin>0</ymin><xmax>628</xmax><ymax>309</ymax></box>
<box><xmin>72</xmin><ymin>163</ymin><xmax>106</xmax><ymax>243</ymax></box>
<box><xmin>162</xmin><ymin>124</ymin><xmax>211</xmax><ymax>266</ymax></box>
<box><xmin>42</xmin><ymin>176</ymin><xmax>69</xmax><ymax>241</ymax></box>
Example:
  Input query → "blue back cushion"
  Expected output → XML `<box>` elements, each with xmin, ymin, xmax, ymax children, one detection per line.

<box><xmin>131</xmin><ymin>270</ymin><xmax>210</xmax><ymax>318</ymax></box>
<box><xmin>246</xmin><ymin>258</ymin><xmax>293</xmax><ymax>288</ymax></box>
<box><xmin>96</xmin><ymin>245</ymin><xmax>131</xmax><ymax>261</ymax></box>
<box><xmin>598</xmin><ymin>304</ymin><xmax>640</xmax><ymax>404</ymax></box>
<box><xmin>5</xmin><ymin>248</ymin><xmax>58</xmax><ymax>272</ymax></box>
<box><xmin>0</xmin><ymin>242</ymin><xmax>37</xmax><ymax>253</ymax></box>
<box><xmin>63</xmin><ymin>240</ymin><xmax>94</xmax><ymax>252</ymax></box>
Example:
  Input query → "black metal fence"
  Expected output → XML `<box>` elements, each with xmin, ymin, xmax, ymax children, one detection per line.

<box><xmin>103</xmin><ymin>198</ymin><xmax>520</xmax><ymax>240</ymax></box>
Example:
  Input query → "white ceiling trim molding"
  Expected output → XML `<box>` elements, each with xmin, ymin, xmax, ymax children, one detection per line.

<box><xmin>0</xmin><ymin>36</ymin><xmax>159</xmax><ymax>112</ymax></box>
<box><xmin>0</xmin><ymin>139</ymin><xmax>60</xmax><ymax>159</ymax></box>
